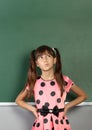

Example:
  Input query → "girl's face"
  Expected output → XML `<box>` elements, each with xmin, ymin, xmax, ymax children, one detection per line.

<box><xmin>36</xmin><ymin>51</ymin><xmax>56</xmax><ymax>72</ymax></box>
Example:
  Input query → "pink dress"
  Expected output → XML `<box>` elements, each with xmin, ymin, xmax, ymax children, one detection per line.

<box><xmin>31</xmin><ymin>75</ymin><xmax>74</xmax><ymax>130</ymax></box>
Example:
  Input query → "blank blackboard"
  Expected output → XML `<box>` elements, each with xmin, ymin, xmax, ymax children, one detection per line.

<box><xmin>0</xmin><ymin>0</ymin><xmax>92</xmax><ymax>102</ymax></box>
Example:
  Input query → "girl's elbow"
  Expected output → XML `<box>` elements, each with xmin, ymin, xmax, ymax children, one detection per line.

<box><xmin>15</xmin><ymin>98</ymin><xmax>18</xmax><ymax>104</ymax></box>
<box><xmin>83</xmin><ymin>93</ymin><xmax>88</xmax><ymax>100</ymax></box>
<box><xmin>15</xmin><ymin>97</ymin><xmax>21</xmax><ymax>105</ymax></box>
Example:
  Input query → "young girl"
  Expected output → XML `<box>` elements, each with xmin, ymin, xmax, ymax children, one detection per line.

<box><xmin>15</xmin><ymin>45</ymin><xmax>87</xmax><ymax>130</ymax></box>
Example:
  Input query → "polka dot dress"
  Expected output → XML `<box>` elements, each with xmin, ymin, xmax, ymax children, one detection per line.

<box><xmin>31</xmin><ymin>76</ymin><xmax>74</xmax><ymax>130</ymax></box>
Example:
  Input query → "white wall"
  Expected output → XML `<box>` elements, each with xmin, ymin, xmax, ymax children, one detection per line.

<box><xmin>0</xmin><ymin>103</ymin><xmax>92</xmax><ymax>130</ymax></box>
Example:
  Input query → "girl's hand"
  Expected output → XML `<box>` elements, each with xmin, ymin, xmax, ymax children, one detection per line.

<box><xmin>63</xmin><ymin>84</ymin><xmax>87</xmax><ymax>117</ymax></box>
<box><xmin>31</xmin><ymin>107</ymin><xmax>38</xmax><ymax>118</ymax></box>
<box><xmin>63</xmin><ymin>104</ymin><xmax>69</xmax><ymax>117</ymax></box>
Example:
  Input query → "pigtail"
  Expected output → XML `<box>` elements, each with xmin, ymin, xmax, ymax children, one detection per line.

<box><xmin>26</xmin><ymin>50</ymin><xmax>37</xmax><ymax>97</ymax></box>
<box><xmin>54</xmin><ymin>48</ymin><xmax>64</xmax><ymax>96</ymax></box>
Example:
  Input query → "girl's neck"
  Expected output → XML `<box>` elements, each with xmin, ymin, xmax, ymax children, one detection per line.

<box><xmin>41</xmin><ymin>71</ymin><xmax>55</xmax><ymax>81</ymax></box>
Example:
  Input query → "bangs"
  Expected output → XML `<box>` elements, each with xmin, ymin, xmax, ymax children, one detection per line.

<box><xmin>35</xmin><ymin>45</ymin><xmax>55</xmax><ymax>60</ymax></box>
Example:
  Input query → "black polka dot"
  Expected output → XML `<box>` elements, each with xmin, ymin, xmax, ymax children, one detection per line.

<box><xmin>52</xmin><ymin>127</ymin><xmax>54</xmax><ymax>130</ymax></box>
<box><xmin>66</xmin><ymin>119</ymin><xmax>69</xmax><ymax>124</ymax></box>
<box><xmin>50</xmin><ymin>91</ymin><xmax>55</xmax><ymax>96</ymax></box>
<box><xmin>33</xmin><ymin>122</ymin><xmax>36</xmax><ymax>126</ymax></box>
<box><xmin>60</xmin><ymin>119</ymin><xmax>64</xmax><ymax>124</ymax></box>
<box><xmin>41</xmin><ymin>82</ymin><xmax>45</xmax><ymax>87</ymax></box>
<box><xmin>39</xmin><ymin>90</ymin><xmax>43</xmax><ymax>95</ymax></box>
<box><xmin>36</xmin><ymin>99</ymin><xmax>40</xmax><ymax>104</ymax></box>
<box><xmin>64</xmin><ymin>129</ymin><xmax>67</xmax><ymax>130</ymax></box>
<box><xmin>64</xmin><ymin>81</ymin><xmax>68</xmax><ymax>86</ymax></box>
<box><xmin>57</xmin><ymin>98</ymin><xmax>61</xmax><ymax>103</ymax></box>
<box><xmin>50</xmin><ymin>81</ymin><xmax>55</xmax><ymax>86</ymax></box>
<box><xmin>44</xmin><ymin>102</ymin><xmax>50</xmax><ymax>107</ymax></box>
<box><xmin>63</xmin><ymin>116</ymin><xmax>65</xmax><ymax>119</ymax></box>
<box><xmin>72</xmin><ymin>83</ymin><xmax>74</xmax><ymax>86</ymax></box>
<box><xmin>55</xmin><ymin>119</ymin><xmax>59</xmax><ymax>124</ymax></box>
<box><xmin>44</xmin><ymin>118</ymin><xmax>48</xmax><ymax>123</ymax></box>
<box><xmin>36</xmin><ymin>122</ymin><xmax>40</xmax><ymax>127</ymax></box>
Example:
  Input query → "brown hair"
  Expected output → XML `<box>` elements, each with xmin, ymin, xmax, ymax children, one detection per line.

<box><xmin>26</xmin><ymin>45</ymin><xmax>64</xmax><ymax>97</ymax></box>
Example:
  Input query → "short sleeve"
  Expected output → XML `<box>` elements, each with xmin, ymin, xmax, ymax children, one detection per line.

<box><xmin>63</xmin><ymin>75</ymin><xmax>74</xmax><ymax>93</ymax></box>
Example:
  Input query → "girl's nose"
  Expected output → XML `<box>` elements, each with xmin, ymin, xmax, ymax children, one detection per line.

<box><xmin>43</xmin><ymin>55</ymin><xmax>48</xmax><ymax>61</ymax></box>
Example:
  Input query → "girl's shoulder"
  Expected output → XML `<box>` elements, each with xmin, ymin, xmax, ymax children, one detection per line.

<box><xmin>34</xmin><ymin>76</ymin><xmax>42</xmax><ymax>85</ymax></box>
<box><xmin>63</xmin><ymin>75</ymin><xmax>74</xmax><ymax>92</ymax></box>
<box><xmin>63</xmin><ymin>75</ymin><xmax>70</xmax><ymax>81</ymax></box>
<box><xmin>63</xmin><ymin>75</ymin><xmax>73</xmax><ymax>83</ymax></box>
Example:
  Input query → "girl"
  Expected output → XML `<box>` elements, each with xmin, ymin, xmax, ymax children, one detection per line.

<box><xmin>15</xmin><ymin>45</ymin><xmax>87</xmax><ymax>130</ymax></box>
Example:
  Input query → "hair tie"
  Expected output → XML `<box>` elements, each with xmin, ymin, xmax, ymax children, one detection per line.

<box><xmin>52</xmin><ymin>48</ymin><xmax>56</xmax><ymax>55</ymax></box>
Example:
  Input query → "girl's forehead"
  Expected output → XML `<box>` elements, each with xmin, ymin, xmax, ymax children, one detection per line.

<box><xmin>41</xmin><ymin>51</ymin><xmax>50</xmax><ymax>55</ymax></box>
<box><xmin>35</xmin><ymin>50</ymin><xmax>52</xmax><ymax>60</ymax></box>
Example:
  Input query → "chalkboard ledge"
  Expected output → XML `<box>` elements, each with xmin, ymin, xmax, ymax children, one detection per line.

<box><xmin>0</xmin><ymin>102</ymin><xmax>92</xmax><ymax>106</ymax></box>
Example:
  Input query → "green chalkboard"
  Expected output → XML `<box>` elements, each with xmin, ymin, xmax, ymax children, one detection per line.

<box><xmin>0</xmin><ymin>0</ymin><xmax>92</xmax><ymax>102</ymax></box>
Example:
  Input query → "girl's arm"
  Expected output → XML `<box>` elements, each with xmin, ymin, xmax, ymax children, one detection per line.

<box><xmin>15</xmin><ymin>89</ymin><xmax>37</xmax><ymax>117</ymax></box>
<box><xmin>64</xmin><ymin>84</ymin><xmax>87</xmax><ymax>115</ymax></box>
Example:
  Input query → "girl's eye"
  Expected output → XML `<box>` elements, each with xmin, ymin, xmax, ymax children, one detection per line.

<box><xmin>37</xmin><ymin>54</ymin><xmax>52</xmax><ymax>60</ymax></box>
<box><xmin>47</xmin><ymin>54</ymin><xmax>51</xmax><ymax>57</ymax></box>
<box><xmin>38</xmin><ymin>56</ymin><xmax>43</xmax><ymax>59</ymax></box>
<box><xmin>40</xmin><ymin>56</ymin><xmax>43</xmax><ymax>58</ymax></box>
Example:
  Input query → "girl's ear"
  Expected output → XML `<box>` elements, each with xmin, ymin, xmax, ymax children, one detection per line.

<box><xmin>36</xmin><ymin>61</ymin><xmax>39</xmax><ymax>67</ymax></box>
